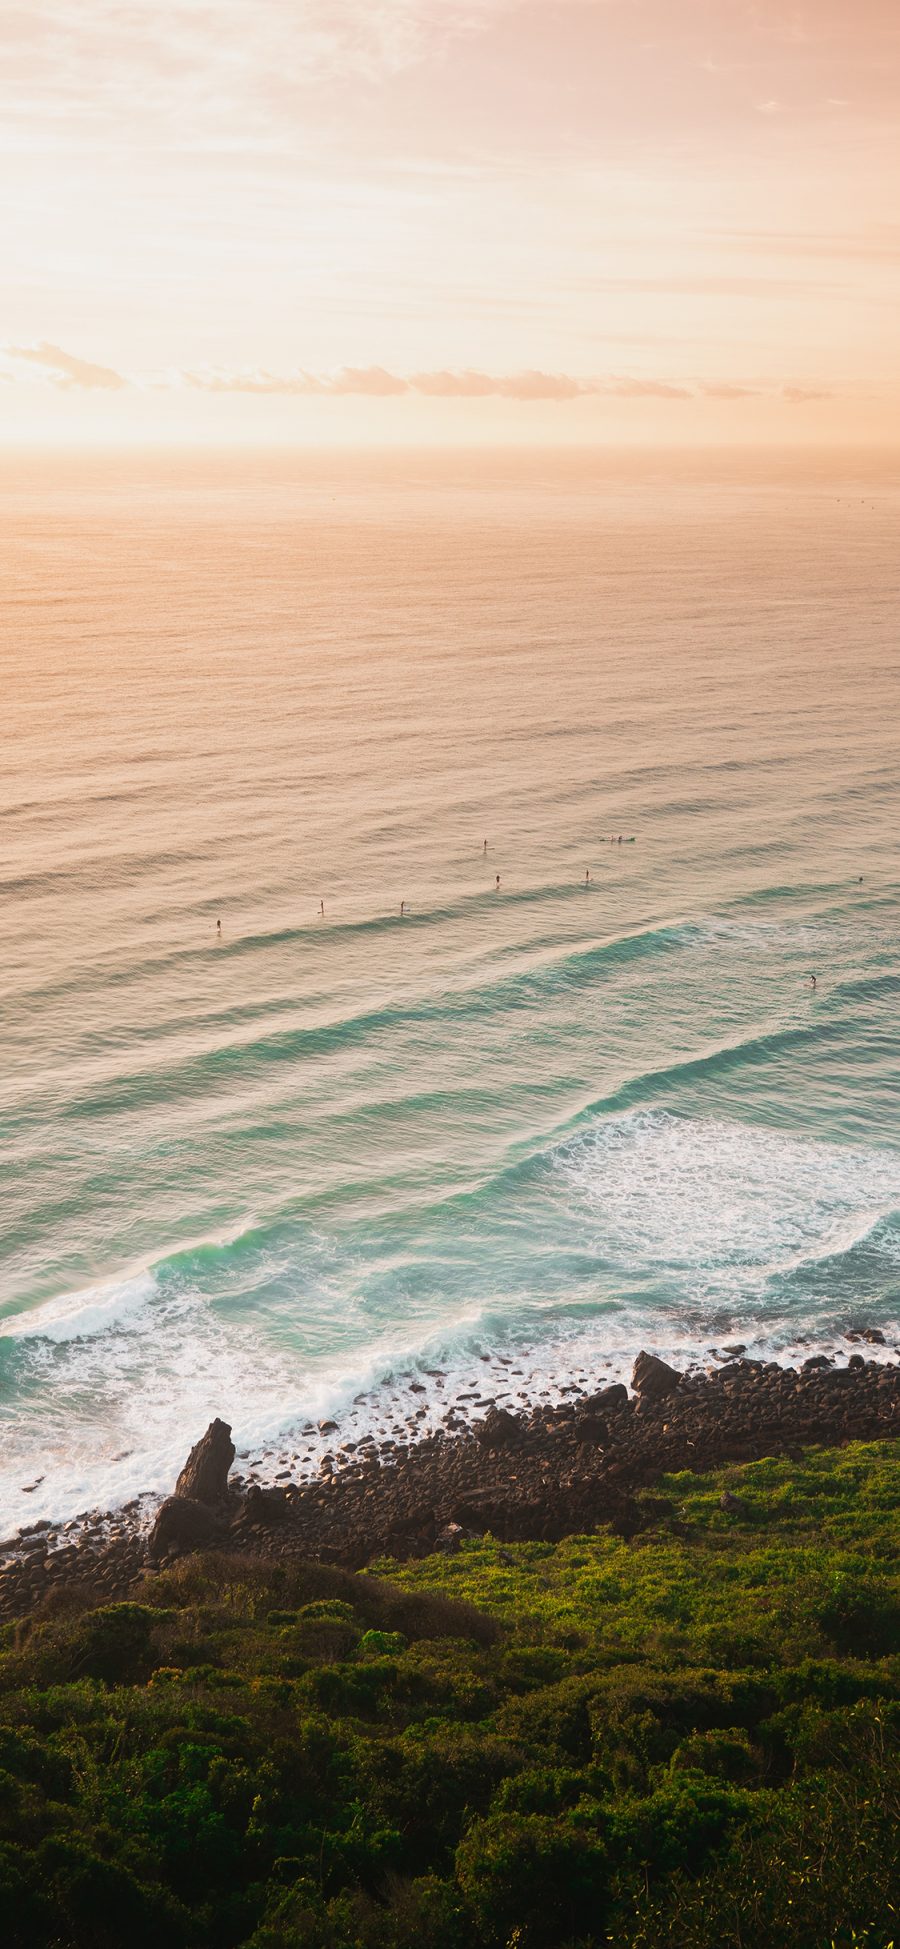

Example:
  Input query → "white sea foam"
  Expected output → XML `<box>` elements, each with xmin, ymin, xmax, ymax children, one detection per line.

<box><xmin>0</xmin><ymin>1218</ymin><xmax>256</xmax><ymax>1345</ymax></box>
<box><xmin>3</xmin><ymin>1113</ymin><xmax>900</xmax><ymax>1535</ymax></box>
<box><xmin>0</xmin><ymin>1270</ymin><xmax>156</xmax><ymax>1343</ymax></box>
<box><xmin>555</xmin><ymin>1111</ymin><xmax>900</xmax><ymax>1290</ymax></box>
<box><xmin>3</xmin><ymin>1273</ymin><xmax>898</xmax><ymax>1538</ymax></box>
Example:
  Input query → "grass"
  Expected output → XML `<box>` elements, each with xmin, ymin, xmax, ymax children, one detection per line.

<box><xmin>1</xmin><ymin>1440</ymin><xmax>898</xmax><ymax>1948</ymax></box>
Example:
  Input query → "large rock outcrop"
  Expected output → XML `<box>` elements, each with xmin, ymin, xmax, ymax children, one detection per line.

<box><xmin>147</xmin><ymin>1495</ymin><xmax>221</xmax><ymax>1562</ymax></box>
<box><xmin>174</xmin><ymin>1418</ymin><xmax>235</xmax><ymax>1505</ymax></box>
<box><xmin>632</xmin><ymin>1351</ymin><xmax>682</xmax><ymax>1401</ymax></box>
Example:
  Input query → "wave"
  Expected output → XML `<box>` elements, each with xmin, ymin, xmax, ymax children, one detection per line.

<box><xmin>825</xmin><ymin>970</ymin><xmax>900</xmax><ymax>1007</ymax></box>
<box><xmin>552</xmin><ymin>1110</ymin><xmax>900</xmax><ymax>1287</ymax></box>
<box><xmin>0</xmin><ymin>1270</ymin><xmax>157</xmax><ymax>1344</ymax></box>
<box><xmin>765</xmin><ymin>1206</ymin><xmax>894</xmax><ymax>1278</ymax></box>
<box><xmin>48</xmin><ymin>917</ymin><xmax>696</xmax><ymax>1121</ymax></box>
<box><xmin>21</xmin><ymin>894</ymin><xmax>897</xmax><ymax>1133</ymax></box>
<box><xmin>535</xmin><ymin>1018</ymin><xmax>841</xmax><ymax>1141</ymax></box>
<box><xmin>0</xmin><ymin>843</ymin><xmax>214</xmax><ymax>902</ymax></box>
<box><xmin>0</xmin><ymin>1215</ymin><xmax>259</xmax><ymax>1344</ymax></box>
<box><xmin>723</xmin><ymin>879</ymin><xmax>859</xmax><ymax>908</ymax></box>
<box><xmin>10</xmin><ymin>1109</ymin><xmax>899</xmax><ymax>1353</ymax></box>
<box><xmin>2</xmin><ymin>880</ymin><xmax>677</xmax><ymax>1017</ymax></box>
<box><xmin>3</xmin><ymin>1105</ymin><xmax>900</xmax><ymax>1532</ymax></box>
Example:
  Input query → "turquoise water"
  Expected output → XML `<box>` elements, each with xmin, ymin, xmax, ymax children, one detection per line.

<box><xmin>2</xmin><ymin>450</ymin><xmax>899</xmax><ymax>1528</ymax></box>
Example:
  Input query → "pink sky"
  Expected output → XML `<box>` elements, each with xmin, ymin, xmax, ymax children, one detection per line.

<box><xmin>2</xmin><ymin>0</ymin><xmax>899</xmax><ymax>444</ymax></box>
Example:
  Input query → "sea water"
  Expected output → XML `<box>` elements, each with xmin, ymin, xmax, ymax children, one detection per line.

<box><xmin>2</xmin><ymin>448</ymin><xmax>899</xmax><ymax>1530</ymax></box>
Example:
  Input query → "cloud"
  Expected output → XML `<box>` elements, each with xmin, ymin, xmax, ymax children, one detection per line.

<box><xmin>607</xmin><ymin>376</ymin><xmax>692</xmax><ymax>399</ymax></box>
<box><xmin>410</xmin><ymin>368</ymin><xmax>591</xmax><ymax>399</ymax></box>
<box><xmin>184</xmin><ymin>365</ymin><xmax>694</xmax><ymax>401</ymax></box>
<box><xmin>701</xmin><ymin>381</ymin><xmax>760</xmax><ymax>398</ymax></box>
<box><xmin>5</xmin><ymin>340</ymin><xmax>126</xmax><ymax>390</ymax></box>
<box><xmin>183</xmin><ymin>369</ymin><xmax>316</xmax><ymax>395</ymax></box>
<box><xmin>783</xmin><ymin>384</ymin><xmax>832</xmax><ymax>403</ymax></box>
<box><xmin>2</xmin><ymin>2</ymin><xmax>520</xmax><ymax>139</ymax></box>
<box><xmin>184</xmin><ymin>364</ymin><xmax>409</xmax><ymax>395</ymax></box>
<box><xmin>2</xmin><ymin>347</ymin><xmax>835</xmax><ymax>410</ymax></box>
<box><xmin>330</xmin><ymin>365</ymin><xmax>409</xmax><ymax>395</ymax></box>
<box><xmin>186</xmin><ymin>364</ymin><xmax>600</xmax><ymax>400</ymax></box>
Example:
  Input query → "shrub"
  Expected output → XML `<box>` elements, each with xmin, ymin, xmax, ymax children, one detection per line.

<box><xmin>455</xmin><ymin>1810</ymin><xmax>609</xmax><ymax>1946</ymax></box>
<box><xmin>26</xmin><ymin>1835</ymin><xmax>188</xmax><ymax>1947</ymax></box>
<box><xmin>668</xmin><ymin>1728</ymin><xmax>763</xmax><ymax>1786</ymax></box>
<box><xmin>817</xmin><ymin>1576</ymin><xmax>900</xmax><ymax>1658</ymax></box>
<box><xmin>0</xmin><ymin>1441</ymin><xmax>897</xmax><ymax>1949</ymax></box>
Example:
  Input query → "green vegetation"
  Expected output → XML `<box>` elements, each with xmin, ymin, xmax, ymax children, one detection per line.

<box><xmin>2</xmin><ymin>1441</ymin><xmax>898</xmax><ymax>1948</ymax></box>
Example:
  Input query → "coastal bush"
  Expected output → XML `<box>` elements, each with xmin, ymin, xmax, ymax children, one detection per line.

<box><xmin>455</xmin><ymin>1809</ymin><xmax>610</xmax><ymax>1945</ymax></box>
<box><xmin>0</xmin><ymin>1440</ymin><xmax>898</xmax><ymax>1947</ymax></box>
<box><xmin>816</xmin><ymin>1573</ymin><xmax>900</xmax><ymax>1657</ymax></box>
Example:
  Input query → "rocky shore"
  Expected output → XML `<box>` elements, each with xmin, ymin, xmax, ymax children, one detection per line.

<box><xmin>2</xmin><ymin>1345</ymin><xmax>898</xmax><ymax>1623</ymax></box>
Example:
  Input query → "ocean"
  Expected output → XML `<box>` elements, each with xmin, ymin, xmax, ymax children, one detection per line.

<box><xmin>2</xmin><ymin>447</ymin><xmax>899</xmax><ymax>1532</ymax></box>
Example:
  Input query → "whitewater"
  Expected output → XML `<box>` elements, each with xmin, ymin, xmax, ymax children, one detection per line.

<box><xmin>2</xmin><ymin>448</ymin><xmax>899</xmax><ymax>1532</ymax></box>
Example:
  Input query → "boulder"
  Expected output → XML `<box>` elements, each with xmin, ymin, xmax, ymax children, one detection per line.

<box><xmin>243</xmin><ymin>1485</ymin><xmax>289</xmax><ymax>1524</ymax></box>
<box><xmin>476</xmin><ymin>1407</ymin><xmax>520</xmax><ymax>1449</ymax></box>
<box><xmin>574</xmin><ymin>1412</ymin><xmax>610</xmax><ymax>1447</ymax></box>
<box><xmin>585</xmin><ymin>1384</ymin><xmax>629</xmax><ymax>1414</ymax></box>
<box><xmin>174</xmin><ymin>1418</ymin><xmax>235</xmax><ymax>1505</ymax></box>
<box><xmin>631</xmin><ymin>1351</ymin><xmax>681</xmax><ymax>1401</ymax></box>
<box><xmin>147</xmin><ymin>1496</ymin><xmax>220</xmax><ymax>1562</ymax></box>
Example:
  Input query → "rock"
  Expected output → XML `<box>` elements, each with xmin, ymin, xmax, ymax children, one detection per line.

<box><xmin>174</xmin><ymin>1418</ymin><xmax>235</xmax><ymax>1504</ymax></box>
<box><xmin>436</xmin><ymin>1522</ymin><xmax>464</xmax><ymax>1554</ymax></box>
<box><xmin>476</xmin><ymin>1407</ymin><xmax>520</xmax><ymax>1449</ymax></box>
<box><xmin>244</xmin><ymin>1485</ymin><xmax>289</xmax><ymax>1524</ymax></box>
<box><xmin>719</xmin><ymin>1490</ymin><xmax>745</xmax><ymax>1514</ymax></box>
<box><xmin>802</xmin><ymin>1355</ymin><xmax>831</xmax><ymax>1372</ymax></box>
<box><xmin>586</xmin><ymin>1384</ymin><xmax>629</xmax><ymax>1413</ymax></box>
<box><xmin>632</xmin><ymin>1351</ymin><xmax>681</xmax><ymax>1401</ymax></box>
<box><xmin>147</xmin><ymin>1496</ymin><xmax>220</xmax><ymax>1562</ymax></box>
<box><xmin>574</xmin><ymin>1413</ymin><xmax>610</xmax><ymax>1447</ymax></box>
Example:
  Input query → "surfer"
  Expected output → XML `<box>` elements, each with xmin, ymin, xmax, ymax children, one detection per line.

<box><xmin>216</xmin><ymin>919</ymin><xmax>221</xmax><ymax>934</ymax></box>
<box><xmin>319</xmin><ymin>900</ymin><xmax>325</xmax><ymax>918</ymax></box>
<box><xmin>495</xmin><ymin>874</ymin><xmax>501</xmax><ymax>890</ymax></box>
<box><xmin>483</xmin><ymin>839</ymin><xmax>488</xmax><ymax>853</ymax></box>
<box><xmin>584</xmin><ymin>869</ymin><xmax>591</xmax><ymax>883</ymax></box>
<box><xmin>808</xmin><ymin>972</ymin><xmax>817</xmax><ymax>989</ymax></box>
<box><xmin>400</xmin><ymin>901</ymin><xmax>405</xmax><ymax>917</ymax></box>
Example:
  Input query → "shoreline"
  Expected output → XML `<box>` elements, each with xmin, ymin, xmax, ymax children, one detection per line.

<box><xmin>4</xmin><ymin>1317</ymin><xmax>898</xmax><ymax>1533</ymax></box>
<box><xmin>2</xmin><ymin>1340</ymin><xmax>898</xmax><ymax>1622</ymax></box>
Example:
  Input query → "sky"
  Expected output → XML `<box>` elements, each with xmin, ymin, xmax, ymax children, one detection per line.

<box><xmin>2</xmin><ymin>0</ymin><xmax>899</xmax><ymax>446</ymax></box>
